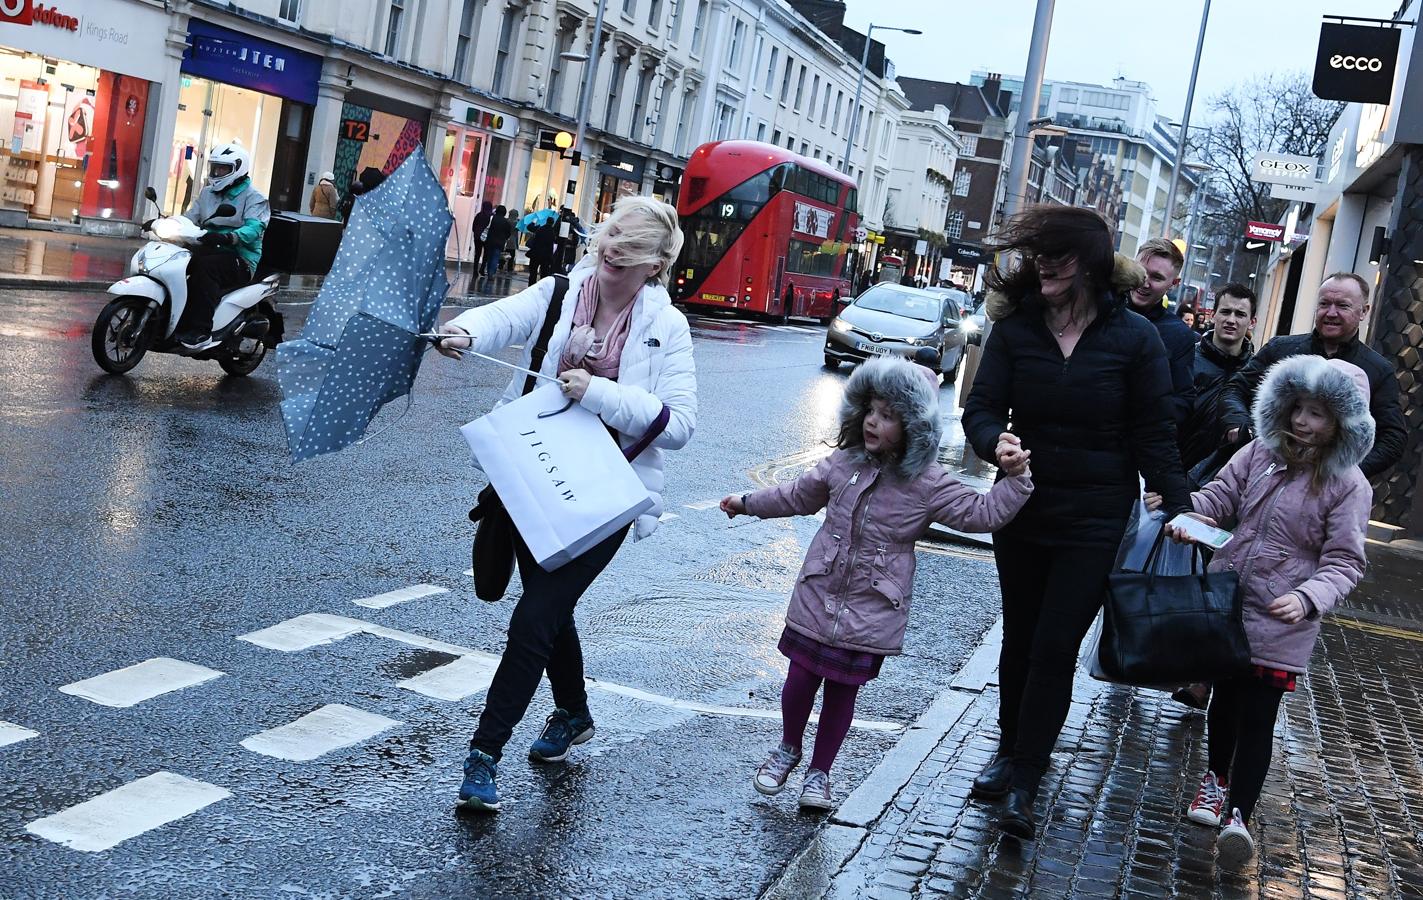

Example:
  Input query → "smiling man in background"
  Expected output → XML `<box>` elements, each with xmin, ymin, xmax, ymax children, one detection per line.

<box><xmin>1131</xmin><ymin>238</ymin><xmax>1198</xmax><ymax>430</ymax></box>
<box><xmin>1179</xmin><ymin>283</ymin><xmax>1258</xmax><ymax>481</ymax></box>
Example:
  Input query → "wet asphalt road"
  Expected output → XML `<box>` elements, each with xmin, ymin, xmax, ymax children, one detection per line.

<box><xmin>0</xmin><ymin>287</ymin><xmax>1004</xmax><ymax>899</ymax></box>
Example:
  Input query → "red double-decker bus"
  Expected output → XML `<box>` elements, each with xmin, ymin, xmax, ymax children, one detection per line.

<box><xmin>671</xmin><ymin>141</ymin><xmax>859</xmax><ymax>321</ymax></box>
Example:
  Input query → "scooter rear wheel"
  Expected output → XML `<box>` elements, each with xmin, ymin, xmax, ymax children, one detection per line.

<box><xmin>218</xmin><ymin>341</ymin><xmax>267</xmax><ymax>377</ymax></box>
<box><xmin>91</xmin><ymin>296</ymin><xmax>150</xmax><ymax>374</ymax></box>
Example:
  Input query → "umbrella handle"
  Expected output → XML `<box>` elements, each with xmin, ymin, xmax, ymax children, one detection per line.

<box><xmin>417</xmin><ymin>333</ymin><xmax>562</xmax><ymax>384</ymax></box>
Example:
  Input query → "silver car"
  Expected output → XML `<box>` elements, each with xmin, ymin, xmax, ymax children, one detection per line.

<box><xmin>823</xmin><ymin>284</ymin><xmax>967</xmax><ymax>381</ymax></box>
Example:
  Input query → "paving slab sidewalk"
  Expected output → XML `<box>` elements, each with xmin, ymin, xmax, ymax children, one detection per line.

<box><xmin>766</xmin><ymin>550</ymin><xmax>1423</xmax><ymax>899</ymax></box>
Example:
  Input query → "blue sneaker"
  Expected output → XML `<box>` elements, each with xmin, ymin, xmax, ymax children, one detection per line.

<box><xmin>457</xmin><ymin>748</ymin><xmax>501</xmax><ymax>811</ymax></box>
<box><xmin>528</xmin><ymin>708</ymin><xmax>595</xmax><ymax>763</ymax></box>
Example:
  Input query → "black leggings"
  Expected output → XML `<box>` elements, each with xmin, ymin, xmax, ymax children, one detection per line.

<box><xmin>469</xmin><ymin>526</ymin><xmax>628</xmax><ymax>761</ymax></box>
<box><xmin>993</xmin><ymin>535</ymin><xmax>1119</xmax><ymax>797</ymax></box>
<box><xmin>1207</xmin><ymin>676</ymin><xmax>1286</xmax><ymax>823</ymax></box>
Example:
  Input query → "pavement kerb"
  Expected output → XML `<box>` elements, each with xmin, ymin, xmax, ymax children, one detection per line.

<box><xmin>761</xmin><ymin>616</ymin><xmax>1004</xmax><ymax>900</ymax></box>
<box><xmin>0</xmin><ymin>275</ymin><xmax>113</xmax><ymax>291</ymax></box>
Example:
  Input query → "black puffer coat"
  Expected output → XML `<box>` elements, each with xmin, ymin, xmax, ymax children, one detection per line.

<box><xmin>963</xmin><ymin>290</ymin><xmax>1191</xmax><ymax>548</ymax></box>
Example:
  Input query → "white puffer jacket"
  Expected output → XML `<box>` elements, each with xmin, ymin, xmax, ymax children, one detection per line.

<box><xmin>446</xmin><ymin>264</ymin><xmax>698</xmax><ymax>540</ymax></box>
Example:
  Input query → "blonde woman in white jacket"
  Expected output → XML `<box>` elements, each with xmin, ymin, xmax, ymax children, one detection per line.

<box><xmin>436</xmin><ymin>196</ymin><xmax>697</xmax><ymax>812</ymax></box>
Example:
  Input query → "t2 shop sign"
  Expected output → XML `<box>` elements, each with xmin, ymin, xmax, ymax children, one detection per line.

<box><xmin>1245</xmin><ymin>221</ymin><xmax>1286</xmax><ymax>243</ymax></box>
<box><xmin>1313</xmin><ymin>21</ymin><xmax>1401</xmax><ymax>105</ymax></box>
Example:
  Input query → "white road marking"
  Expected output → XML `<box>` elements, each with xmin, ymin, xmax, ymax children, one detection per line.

<box><xmin>352</xmin><ymin>583</ymin><xmax>449</xmax><ymax>609</ymax></box>
<box><xmin>58</xmin><ymin>658</ymin><xmax>224</xmax><ymax>708</ymax></box>
<box><xmin>463</xmin><ymin>568</ymin><xmax>475</xmax><ymax>577</ymax></box>
<box><xmin>658</xmin><ymin>512</ymin><xmax>680</xmax><ymax>523</ymax></box>
<box><xmin>240</xmin><ymin>704</ymin><xmax>400</xmax><ymax>762</ymax></box>
<box><xmin>683</xmin><ymin>499</ymin><xmax>723</xmax><ymax>511</ymax></box>
<box><xmin>783</xmin><ymin>325</ymin><xmax>820</xmax><ymax>334</ymax></box>
<box><xmin>242</xmin><ymin>613</ymin><xmax>901</xmax><ymax>731</ymax></box>
<box><xmin>399</xmin><ymin>654</ymin><xmax>500</xmax><ymax>701</ymax></box>
<box><xmin>238</xmin><ymin>614</ymin><xmax>366</xmax><ymax>652</ymax></box>
<box><xmin>0</xmin><ymin>721</ymin><xmax>39</xmax><ymax>748</ymax></box>
<box><xmin>25</xmin><ymin>772</ymin><xmax>230</xmax><ymax>853</ymax></box>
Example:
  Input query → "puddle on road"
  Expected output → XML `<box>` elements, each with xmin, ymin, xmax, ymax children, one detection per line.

<box><xmin>378</xmin><ymin>648</ymin><xmax>460</xmax><ymax>681</ymax></box>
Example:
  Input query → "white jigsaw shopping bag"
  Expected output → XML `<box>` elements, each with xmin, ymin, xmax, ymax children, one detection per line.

<box><xmin>461</xmin><ymin>383</ymin><xmax>655</xmax><ymax>571</ymax></box>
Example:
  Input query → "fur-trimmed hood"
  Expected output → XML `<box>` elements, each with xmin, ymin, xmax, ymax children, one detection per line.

<box><xmin>1252</xmin><ymin>355</ymin><xmax>1375</xmax><ymax>480</ymax></box>
<box><xmin>985</xmin><ymin>253</ymin><xmax>1146</xmax><ymax>321</ymax></box>
<box><xmin>840</xmin><ymin>357</ymin><xmax>942</xmax><ymax>479</ymax></box>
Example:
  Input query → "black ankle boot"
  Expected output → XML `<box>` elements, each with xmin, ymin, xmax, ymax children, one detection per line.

<box><xmin>971</xmin><ymin>754</ymin><xmax>1014</xmax><ymax>799</ymax></box>
<box><xmin>999</xmin><ymin>788</ymin><xmax>1036</xmax><ymax>840</ymax></box>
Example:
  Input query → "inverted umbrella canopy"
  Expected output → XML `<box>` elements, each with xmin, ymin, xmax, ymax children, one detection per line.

<box><xmin>276</xmin><ymin>150</ymin><xmax>454</xmax><ymax>462</ymax></box>
<box><xmin>517</xmin><ymin>208</ymin><xmax>559</xmax><ymax>233</ymax></box>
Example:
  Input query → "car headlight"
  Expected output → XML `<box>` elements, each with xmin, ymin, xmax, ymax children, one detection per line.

<box><xmin>831</xmin><ymin>318</ymin><xmax>853</xmax><ymax>333</ymax></box>
<box><xmin>960</xmin><ymin>319</ymin><xmax>980</xmax><ymax>334</ymax></box>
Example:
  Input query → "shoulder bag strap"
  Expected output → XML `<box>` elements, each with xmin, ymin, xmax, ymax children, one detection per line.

<box><xmin>522</xmin><ymin>274</ymin><xmax>569</xmax><ymax>396</ymax></box>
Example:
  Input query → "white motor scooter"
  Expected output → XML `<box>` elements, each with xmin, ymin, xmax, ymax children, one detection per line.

<box><xmin>91</xmin><ymin>187</ymin><xmax>283</xmax><ymax>376</ymax></box>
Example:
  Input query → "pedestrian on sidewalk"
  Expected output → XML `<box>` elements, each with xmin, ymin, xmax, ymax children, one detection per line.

<box><xmin>720</xmin><ymin>356</ymin><xmax>1033</xmax><ymax>812</ymax></box>
<box><xmin>961</xmin><ymin>205</ymin><xmax>1191</xmax><ymax>841</ymax></box>
<box><xmin>470</xmin><ymin>200</ymin><xmax>495</xmax><ymax>273</ymax></box>
<box><xmin>309</xmin><ymin>172</ymin><xmax>340</xmax><ymax>220</ymax></box>
<box><xmin>434</xmin><ymin>196</ymin><xmax>697</xmax><ymax>813</ymax></box>
<box><xmin>1151</xmin><ymin>355</ymin><xmax>1372</xmax><ymax>870</ymax></box>
<box><xmin>480</xmin><ymin>205</ymin><xmax>513</xmax><ymax>283</ymax></box>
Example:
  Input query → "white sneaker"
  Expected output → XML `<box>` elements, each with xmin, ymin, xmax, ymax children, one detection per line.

<box><xmin>1187</xmin><ymin>771</ymin><xmax>1227</xmax><ymax>827</ymax></box>
<box><xmin>1217</xmin><ymin>808</ymin><xmax>1256</xmax><ymax>869</ymax></box>
<box><xmin>799</xmin><ymin>768</ymin><xmax>833</xmax><ymax>811</ymax></box>
<box><xmin>753</xmin><ymin>743</ymin><xmax>801</xmax><ymax>795</ymax></box>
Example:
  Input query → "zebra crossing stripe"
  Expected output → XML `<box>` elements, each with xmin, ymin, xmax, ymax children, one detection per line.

<box><xmin>58</xmin><ymin>658</ymin><xmax>224</xmax><ymax>709</ymax></box>
<box><xmin>0</xmin><ymin>721</ymin><xmax>38</xmax><ymax>748</ymax></box>
<box><xmin>238</xmin><ymin>614</ymin><xmax>365</xmax><ymax>652</ymax></box>
<box><xmin>399</xmin><ymin>654</ymin><xmax>500</xmax><ymax>701</ymax></box>
<box><xmin>352</xmin><ymin>584</ymin><xmax>449</xmax><ymax>609</ymax></box>
<box><xmin>240</xmin><ymin>704</ymin><xmax>400</xmax><ymax>762</ymax></box>
<box><xmin>683</xmin><ymin>499</ymin><xmax>723</xmax><ymax>511</ymax></box>
<box><xmin>25</xmin><ymin>772</ymin><xmax>230</xmax><ymax>852</ymax></box>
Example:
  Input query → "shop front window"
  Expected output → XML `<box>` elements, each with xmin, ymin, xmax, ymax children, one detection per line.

<box><xmin>168</xmin><ymin>76</ymin><xmax>282</xmax><ymax>214</ymax></box>
<box><xmin>0</xmin><ymin>53</ymin><xmax>150</xmax><ymax>222</ymax></box>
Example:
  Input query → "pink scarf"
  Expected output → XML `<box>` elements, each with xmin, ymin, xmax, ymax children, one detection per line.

<box><xmin>558</xmin><ymin>275</ymin><xmax>635</xmax><ymax>380</ymax></box>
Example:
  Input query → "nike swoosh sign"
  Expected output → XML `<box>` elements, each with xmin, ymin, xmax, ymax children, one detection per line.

<box><xmin>1246</xmin><ymin>240</ymin><xmax>1266</xmax><ymax>250</ymax></box>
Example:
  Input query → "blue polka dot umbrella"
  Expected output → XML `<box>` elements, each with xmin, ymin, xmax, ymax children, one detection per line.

<box><xmin>275</xmin><ymin>150</ymin><xmax>454</xmax><ymax>462</ymax></box>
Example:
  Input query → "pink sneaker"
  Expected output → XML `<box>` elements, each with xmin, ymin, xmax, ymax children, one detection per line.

<box><xmin>1187</xmin><ymin>771</ymin><xmax>1227</xmax><ymax>827</ymax></box>
<box><xmin>1217</xmin><ymin>808</ymin><xmax>1256</xmax><ymax>869</ymax></box>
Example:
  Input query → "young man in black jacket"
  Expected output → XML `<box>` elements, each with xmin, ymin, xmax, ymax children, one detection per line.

<box><xmin>1179</xmin><ymin>283</ymin><xmax>1257</xmax><ymax>477</ymax></box>
<box><xmin>1130</xmin><ymin>238</ymin><xmax>1198</xmax><ymax>431</ymax></box>
<box><xmin>1219</xmin><ymin>272</ymin><xmax>1406</xmax><ymax>480</ymax></box>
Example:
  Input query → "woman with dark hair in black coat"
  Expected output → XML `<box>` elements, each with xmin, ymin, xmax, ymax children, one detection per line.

<box><xmin>962</xmin><ymin>205</ymin><xmax>1191</xmax><ymax>840</ymax></box>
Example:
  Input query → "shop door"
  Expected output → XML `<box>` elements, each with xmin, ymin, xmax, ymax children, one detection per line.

<box><xmin>269</xmin><ymin>102</ymin><xmax>312</xmax><ymax>213</ymax></box>
<box><xmin>444</xmin><ymin>129</ymin><xmax>490</xmax><ymax>261</ymax></box>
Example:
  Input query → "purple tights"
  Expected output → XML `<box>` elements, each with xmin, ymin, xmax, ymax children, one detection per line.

<box><xmin>781</xmin><ymin>660</ymin><xmax>861</xmax><ymax>773</ymax></box>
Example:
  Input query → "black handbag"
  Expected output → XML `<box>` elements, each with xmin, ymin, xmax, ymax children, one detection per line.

<box><xmin>1098</xmin><ymin>530</ymin><xmax>1251</xmax><ymax>686</ymax></box>
<box><xmin>467</xmin><ymin>275</ymin><xmax>568</xmax><ymax>601</ymax></box>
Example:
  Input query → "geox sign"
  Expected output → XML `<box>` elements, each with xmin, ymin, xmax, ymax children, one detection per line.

<box><xmin>1251</xmin><ymin>153</ymin><xmax>1318</xmax><ymax>186</ymax></box>
<box><xmin>1313</xmin><ymin>21</ymin><xmax>1401</xmax><ymax>104</ymax></box>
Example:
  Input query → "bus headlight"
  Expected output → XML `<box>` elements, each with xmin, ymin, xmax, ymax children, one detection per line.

<box><xmin>831</xmin><ymin>318</ymin><xmax>852</xmax><ymax>333</ymax></box>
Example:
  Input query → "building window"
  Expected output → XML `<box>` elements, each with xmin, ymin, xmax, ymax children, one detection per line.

<box><xmin>631</xmin><ymin>66</ymin><xmax>655</xmax><ymax>140</ymax></box>
<box><xmin>813</xmin><ymin>147</ymin><xmax>821</xmax><ymax>160</ymax></box>
<box><xmin>756</xmin><ymin>121</ymin><xmax>767</xmax><ymax>141</ymax></box>
<box><xmin>954</xmin><ymin>170</ymin><xmax>971</xmax><ymax>196</ymax></box>
<box><xmin>820</xmin><ymin>84</ymin><xmax>831</xmax><ymax>123</ymax></box>
<box><xmin>862</xmin><ymin>112</ymin><xmax>873</xmax><ymax>147</ymax></box>
<box><xmin>491</xmin><ymin>5</ymin><xmax>521</xmax><ymax>95</ymax></box>
<box><xmin>793</xmin><ymin>66</ymin><xmax>806</xmax><ymax>110</ymax></box>
<box><xmin>727</xmin><ymin>19</ymin><xmax>746</xmax><ymax>70</ymax></box>
<box><xmin>715</xmin><ymin>101</ymin><xmax>735</xmax><ymax>140</ymax></box>
<box><xmin>691</xmin><ymin>0</ymin><xmax>709</xmax><ymax>54</ymax></box>
<box><xmin>384</xmin><ymin>0</ymin><xmax>405</xmax><ymax>56</ymax></box>
<box><xmin>647</xmin><ymin>0</ymin><xmax>662</xmax><ymax>28</ymax></box>
<box><xmin>771</xmin><ymin>128</ymin><xmax>782</xmax><ymax>145</ymax></box>
<box><xmin>669</xmin><ymin>0</ymin><xmax>687</xmax><ymax>41</ymax></box>
<box><xmin>1082</xmin><ymin>90</ymin><xmax>1131</xmax><ymax>111</ymax></box>
<box><xmin>779</xmin><ymin>56</ymin><xmax>793</xmax><ymax>104</ymax></box>
<box><xmin>623</xmin><ymin>0</ymin><xmax>635</xmax><ymax>15</ymax></box>
<box><xmin>764</xmin><ymin>47</ymin><xmax>779</xmax><ymax>95</ymax></box>
<box><xmin>675</xmin><ymin>85</ymin><xmax>697</xmax><ymax>153</ymax></box>
<box><xmin>604</xmin><ymin>53</ymin><xmax>631</xmax><ymax>131</ymax></box>
<box><xmin>278</xmin><ymin>0</ymin><xmax>302</xmax><ymax>23</ymax></box>
<box><xmin>808</xmin><ymin>75</ymin><xmax>820</xmax><ymax>120</ymax></box>
<box><xmin>786</xmin><ymin>135</ymin><xmax>794</xmax><ymax>150</ymax></box>
<box><xmin>545</xmin><ymin>21</ymin><xmax>576</xmax><ymax>110</ymax></box>
<box><xmin>832</xmin><ymin>91</ymin><xmax>843</xmax><ymax>132</ymax></box>
<box><xmin>453</xmin><ymin>0</ymin><xmax>481</xmax><ymax>81</ymax></box>
<box><xmin>946</xmin><ymin>209</ymin><xmax>964</xmax><ymax>239</ymax></box>
<box><xmin>959</xmin><ymin>134</ymin><xmax>978</xmax><ymax>156</ymax></box>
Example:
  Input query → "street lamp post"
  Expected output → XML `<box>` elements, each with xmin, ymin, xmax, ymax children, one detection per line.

<box><xmin>841</xmin><ymin>24</ymin><xmax>921</xmax><ymax>175</ymax></box>
<box><xmin>564</xmin><ymin>0</ymin><xmax>610</xmax><ymax>215</ymax></box>
<box><xmin>1001</xmin><ymin>0</ymin><xmax>1055</xmax><ymax>220</ymax></box>
<box><xmin>1161</xmin><ymin>0</ymin><xmax>1211</xmax><ymax>238</ymax></box>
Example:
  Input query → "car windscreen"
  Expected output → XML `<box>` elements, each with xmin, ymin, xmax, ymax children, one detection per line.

<box><xmin>854</xmin><ymin>287</ymin><xmax>941</xmax><ymax>322</ymax></box>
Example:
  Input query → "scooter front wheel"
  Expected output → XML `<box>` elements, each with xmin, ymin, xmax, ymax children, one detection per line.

<box><xmin>91</xmin><ymin>296</ymin><xmax>151</xmax><ymax>374</ymax></box>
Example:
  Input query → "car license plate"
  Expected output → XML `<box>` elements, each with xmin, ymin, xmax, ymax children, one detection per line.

<box><xmin>701</xmin><ymin>293</ymin><xmax>728</xmax><ymax>303</ymax></box>
<box><xmin>859</xmin><ymin>342</ymin><xmax>894</xmax><ymax>356</ymax></box>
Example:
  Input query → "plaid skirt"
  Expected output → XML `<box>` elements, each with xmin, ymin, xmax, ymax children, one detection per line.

<box><xmin>779</xmin><ymin>627</ymin><xmax>884</xmax><ymax>686</ymax></box>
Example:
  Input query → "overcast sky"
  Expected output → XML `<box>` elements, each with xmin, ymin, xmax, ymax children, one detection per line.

<box><xmin>844</xmin><ymin>0</ymin><xmax>1401</xmax><ymax>123</ymax></box>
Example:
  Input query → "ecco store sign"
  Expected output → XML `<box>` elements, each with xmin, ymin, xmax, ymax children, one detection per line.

<box><xmin>1313</xmin><ymin>21</ymin><xmax>1401</xmax><ymax>105</ymax></box>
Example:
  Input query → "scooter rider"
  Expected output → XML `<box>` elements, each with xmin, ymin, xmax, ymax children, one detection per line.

<box><xmin>178</xmin><ymin>142</ymin><xmax>270</xmax><ymax>350</ymax></box>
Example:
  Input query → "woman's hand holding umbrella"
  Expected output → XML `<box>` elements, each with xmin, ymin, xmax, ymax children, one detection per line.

<box><xmin>435</xmin><ymin>324</ymin><xmax>472</xmax><ymax>359</ymax></box>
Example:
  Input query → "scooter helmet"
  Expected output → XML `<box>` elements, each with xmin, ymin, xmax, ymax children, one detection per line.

<box><xmin>205</xmin><ymin>142</ymin><xmax>251</xmax><ymax>192</ymax></box>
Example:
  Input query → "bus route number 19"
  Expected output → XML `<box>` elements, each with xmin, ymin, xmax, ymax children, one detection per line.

<box><xmin>719</xmin><ymin>202</ymin><xmax>735</xmax><ymax>218</ymax></box>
